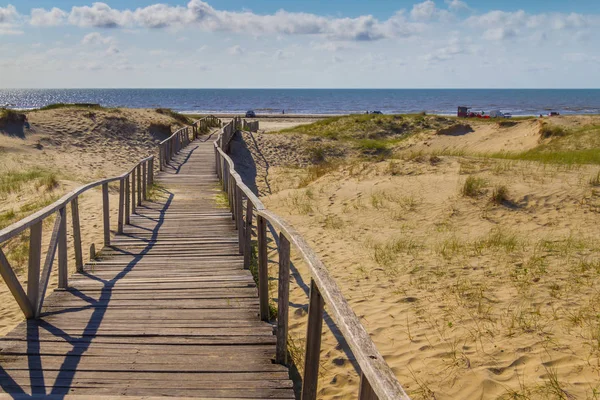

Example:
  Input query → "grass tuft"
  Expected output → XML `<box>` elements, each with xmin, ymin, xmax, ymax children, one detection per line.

<box><xmin>491</xmin><ymin>185</ymin><xmax>510</xmax><ymax>205</ymax></box>
<box><xmin>462</xmin><ymin>176</ymin><xmax>487</xmax><ymax>198</ymax></box>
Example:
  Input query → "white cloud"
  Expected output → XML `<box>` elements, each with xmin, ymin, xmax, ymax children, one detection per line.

<box><xmin>30</xmin><ymin>7</ymin><xmax>67</xmax><ymax>26</ymax></box>
<box><xmin>0</xmin><ymin>4</ymin><xmax>22</xmax><ymax>35</ymax></box>
<box><xmin>228</xmin><ymin>45</ymin><xmax>244</xmax><ymax>56</ymax></box>
<box><xmin>81</xmin><ymin>32</ymin><xmax>115</xmax><ymax>46</ymax></box>
<box><xmin>69</xmin><ymin>2</ymin><xmax>133</xmax><ymax>28</ymax></box>
<box><xmin>0</xmin><ymin>5</ymin><xmax>18</xmax><ymax>24</ymax></box>
<box><xmin>483</xmin><ymin>27</ymin><xmax>517</xmax><ymax>41</ymax></box>
<box><xmin>410</xmin><ymin>1</ymin><xmax>451</xmax><ymax>22</ymax></box>
<box><xmin>30</xmin><ymin>1</ymin><xmax>421</xmax><ymax>42</ymax></box>
<box><xmin>445</xmin><ymin>0</ymin><xmax>469</xmax><ymax>11</ymax></box>
<box><xmin>411</xmin><ymin>1</ymin><xmax>437</xmax><ymax>21</ymax></box>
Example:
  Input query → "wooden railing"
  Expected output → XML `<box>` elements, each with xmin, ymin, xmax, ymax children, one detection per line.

<box><xmin>0</xmin><ymin>155</ymin><xmax>155</xmax><ymax>319</ymax></box>
<box><xmin>214</xmin><ymin>119</ymin><xmax>411</xmax><ymax>400</ymax></box>
<box><xmin>159</xmin><ymin>115</ymin><xmax>221</xmax><ymax>171</ymax></box>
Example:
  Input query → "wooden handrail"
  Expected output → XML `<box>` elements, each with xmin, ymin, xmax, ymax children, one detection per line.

<box><xmin>0</xmin><ymin>114</ymin><xmax>221</xmax><ymax>321</ymax></box>
<box><xmin>213</xmin><ymin>120</ymin><xmax>410</xmax><ymax>400</ymax></box>
<box><xmin>158</xmin><ymin>115</ymin><xmax>221</xmax><ymax>171</ymax></box>
<box><xmin>0</xmin><ymin>153</ymin><xmax>156</xmax><ymax>319</ymax></box>
<box><xmin>0</xmin><ymin>155</ymin><xmax>153</xmax><ymax>243</ymax></box>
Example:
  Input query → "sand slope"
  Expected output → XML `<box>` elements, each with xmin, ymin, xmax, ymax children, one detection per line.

<box><xmin>231</xmin><ymin>116</ymin><xmax>600</xmax><ymax>399</ymax></box>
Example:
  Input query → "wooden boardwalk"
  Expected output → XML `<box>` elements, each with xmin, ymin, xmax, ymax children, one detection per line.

<box><xmin>0</xmin><ymin>137</ymin><xmax>295</xmax><ymax>399</ymax></box>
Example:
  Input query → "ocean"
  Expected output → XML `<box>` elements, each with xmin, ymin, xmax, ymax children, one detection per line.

<box><xmin>1</xmin><ymin>89</ymin><xmax>599</xmax><ymax>116</ymax></box>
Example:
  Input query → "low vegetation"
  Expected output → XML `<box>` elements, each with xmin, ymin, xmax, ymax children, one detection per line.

<box><xmin>462</xmin><ymin>176</ymin><xmax>487</xmax><ymax>197</ymax></box>
<box><xmin>37</xmin><ymin>103</ymin><xmax>106</xmax><ymax>111</ymax></box>
<box><xmin>492</xmin><ymin>122</ymin><xmax>600</xmax><ymax>165</ymax></box>
<box><xmin>0</xmin><ymin>168</ymin><xmax>59</xmax><ymax>198</ymax></box>
<box><xmin>155</xmin><ymin>108</ymin><xmax>192</xmax><ymax>125</ymax></box>
<box><xmin>278</xmin><ymin>114</ymin><xmax>455</xmax><ymax>141</ymax></box>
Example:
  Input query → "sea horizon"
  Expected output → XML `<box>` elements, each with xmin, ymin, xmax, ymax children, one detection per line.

<box><xmin>2</xmin><ymin>88</ymin><xmax>600</xmax><ymax>116</ymax></box>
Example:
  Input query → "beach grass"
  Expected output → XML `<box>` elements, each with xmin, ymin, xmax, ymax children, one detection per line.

<box><xmin>0</xmin><ymin>168</ymin><xmax>59</xmax><ymax>198</ymax></box>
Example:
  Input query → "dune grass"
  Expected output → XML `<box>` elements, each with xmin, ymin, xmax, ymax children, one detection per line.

<box><xmin>155</xmin><ymin>108</ymin><xmax>192</xmax><ymax>125</ymax></box>
<box><xmin>278</xmin><ymin>114</ymin><xmax>455</xmax><ymax>140</ymax></box>
<box><xmin>487</xmin><ymin>123</ymin><xmax>600</xmax><ymax>165</ymax></box>
<box><xmin>0</xmin><ymin>168</ymin><xmax>59</xmax><ymax>198</ymax></box>
<box><xmin>37</xmin><ymin>103</ymin><xmax>107</xmax><ymax>111</ymax></box>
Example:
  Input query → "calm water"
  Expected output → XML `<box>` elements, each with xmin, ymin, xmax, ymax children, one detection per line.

<box><xmin>1</xmin><ymin>89</ymin><xmax>599</xmax><ymax>116</ymax></box>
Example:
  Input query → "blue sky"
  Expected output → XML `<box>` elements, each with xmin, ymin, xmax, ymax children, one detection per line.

<box><xmin>1</xmin><ymin>1</ymin><xmax>599</xmax><ymax>88</ymax></box>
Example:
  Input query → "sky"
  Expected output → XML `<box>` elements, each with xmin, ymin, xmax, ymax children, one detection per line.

<box><xmin>0</xmin><ymin>0</ymin><xmax>599</xmax><ymax>89</ymax></box>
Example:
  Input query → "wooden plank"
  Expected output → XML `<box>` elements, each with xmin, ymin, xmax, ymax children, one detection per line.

<box><xmin>125</xmin><ymin>175</ymin><xmax>130</xmax><ymax>225</ymax></box>
<box><xmin>136</xmin><ymin>164</ymin><xmax>142</xmax><ymax>206</ymax></box>
<box><xmin>131</xmin><ymin>170</ymin><xmax>136</xmax><ymax>215</ymax></box>
<box><xmin>0</xmin><ymin>248</ymin><xmax>34</xmax><ymax>319</ymax></box>
<box><xmin>57</xmin><ymin>206</ymin><xmax>68</xmax><ymax>289</ymax></box>
<box><xmin>301</xmin><ymin>279</ymin><xmax>324</xmax><ymax>400</ymax></box>
<box><xmin>142</xmin><ymin>161</ymin><xmax>147</xmax><ymax>201</ymax></box>
<box><xmin>71</xmin><ymin>197</ymin><xmax>83</xmax><ymax>272</ymax></box>
<box><xmin>102</xmin><ymin>183</ymin><xmax>110</xmax><ymax>247</ymax></box>
<box><xmin>243</xmin><ymin>198</ymin><xmax>253</xmax><ymax>269</ymax></box>
<box><xmin>276</xmin><ymin>233</ymin><xmax>291</xmax><ymax>365</ymax></box>
<box><xmin>360</xmin><ymin>371</ymin><xmax>379</xmax><ymax>400</ymax></box>
<box><xmin>236</xmin><ymin>186</ymin><xmax>244</xmax><ymax>254</ymax></box>
<box><xmin>36</xmin><ymin>209</ymin><xmax>62</xmax><ymax>317</ymax></box>
<box><xmin>117</xmin><ymin>179</ymin><xmax>125</xmax><ymax>234</ymax></box>
<box><xmin>257</xmin><ymin>214</ymin><xmax>269</xmax><ymax>321</ymax></box>
<box><xmin>27</xmin><ymin>221</ymin><xmax>42</xmax><ymax>310</ymax></box>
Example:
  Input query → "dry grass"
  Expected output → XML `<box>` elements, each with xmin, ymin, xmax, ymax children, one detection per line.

<box><xmin>0</xmin><ymin>168</ymin><xmax>59</xmax><ymax>198</ymax></box>
<box><xmin>462</xmin><ymin>176</ymin><xmax>487</xmax><ymax>197</ymax></box>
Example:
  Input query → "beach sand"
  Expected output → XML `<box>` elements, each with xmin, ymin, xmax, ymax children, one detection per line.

<box><xmin>230</xmin><ymin>115</ymin><xmax>600</xmax><ymax>399</ymax></box>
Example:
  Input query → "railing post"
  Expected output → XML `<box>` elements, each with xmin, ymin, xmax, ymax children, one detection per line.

<box><xmin>137</xmin><ymin>165</ymin><xmax>142</xmax><ymax>206</ymax></box>
<box><xmin>102</xmin><ymin>183</ymin><xmax>110</xmax><ymax>247</ymax></box>
<box><xmin>257</xmin><ymin>215</ymin><xmax>270</xmax><ymax>321</ymax></box>
<box><xmin>276</xmin><ymin>233</ymin><xmax>291</xmax><ymax>365</ymax></box>
<box><xmin>149</xmin><ymin>158</ymin><xmax>154</xmax><ymax>187</ymax></box>
<box><xmin>236</xmin><ymin>187</ymin><xmax>244</xmax><ymax>254</ymax></box>
<box><xmin>71</xmin><ymin>198</ymin><xmax>83</xmax><ymax>272</ymax></box>
<box><xmin>359</xmin><ymin>372</ymin><xmax>379</xmax><ymax>400</ymax></box>
<box><xmin>118</xmin><ymin>178</ymin><xmax>125</xmax><ymax>234</ymax></box>
<box><xmin>57</xmin><ymin>206</ymin><xmax>68</xmax><ymax>289</ymax></box>
<box><xmin>27</xmin><ymin>221</ymin><xmax>42</xmax><ymax>310</ymax></box>
<box><xmin>301</xmin><ymin>279</ymin><xmax>325</xmax><ymax>400</ymax></box>
<box><xmin>125</xmin><ymin>175</ymin><xmax>131</xmax><ymax>224</ymax></box>
<box><xmin>243</xmin><ymin>199</ymin><xmax>253</xmax><ymax>269</ymax></box>
<box><xmin>142</xmin><ymin>161</ymin><xmax>147</xmax><ymax>201</ymax></box>
<box><xmin>131</xmin><ymin>171</ymin><xmax>136</xmax><ymax>215</ymax></box>
<box><xmin>0</xmin><ymin>249</ymin><xmax>34</xmax><ymax>319</ymax></box>
<box><xmin>159</xmin><ymin>146</ymin><xmax>164</xmax><ymax>171</ymax></box>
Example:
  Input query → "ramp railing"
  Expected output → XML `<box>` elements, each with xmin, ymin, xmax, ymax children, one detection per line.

<box><xmin>0</xmin><ymin>115</ymin><xmax>220</xmax><ymax>320</ymax></box>
<box><xmin>158</xmin><ymin>115</ymin><xmax>221</xmax><ymax>171</ymax></box>
<box><xmin>214</xmin><ymin>119</ymin><xmax>410</xmax><ymax>400</ymax></box>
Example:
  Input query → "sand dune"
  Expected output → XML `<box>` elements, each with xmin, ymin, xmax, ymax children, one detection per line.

<box><xmin>231</xmin><ymin>115</ymin><xmax>600</xmax><ymax>399</ymax></box>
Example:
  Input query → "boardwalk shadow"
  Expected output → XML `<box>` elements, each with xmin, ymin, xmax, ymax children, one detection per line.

<box><xmin>228</xmin><ymin>133</ymin><xmax>360</xmax><ymax>375</ymax></box>
<box><xmin>0</xmin><ymin>188</ymin><xmax>174</xmax><ymax>397</ymax></box>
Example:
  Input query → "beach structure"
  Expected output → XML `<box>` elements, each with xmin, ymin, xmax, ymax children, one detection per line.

<box><xmin>0</xmin><ymin>116</ymin><xmax>409</xmax><ymax>399</ymax></box>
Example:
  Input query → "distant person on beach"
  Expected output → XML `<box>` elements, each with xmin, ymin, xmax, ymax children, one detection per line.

<box><xmin>282</xmin><ymin>109</ymin><xmax>285</xmax><ymax>114</ymax></box>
